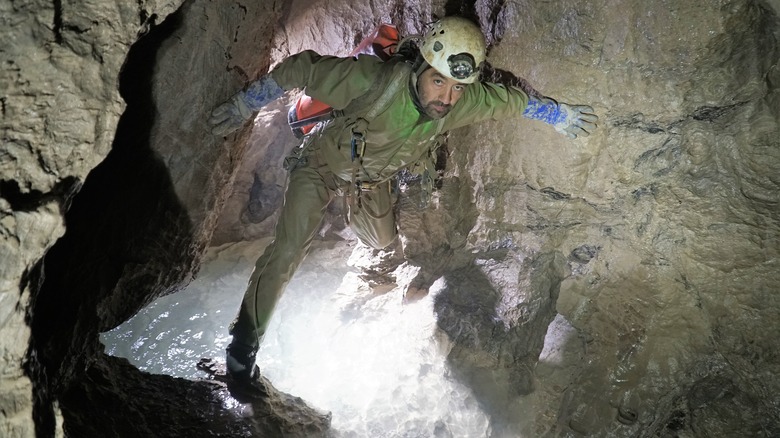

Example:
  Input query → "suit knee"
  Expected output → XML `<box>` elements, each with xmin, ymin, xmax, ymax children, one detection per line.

<box><xmin>357</xmin><ymin>228</ymin><xmax>397</xmax><ymax>249</ymax></box>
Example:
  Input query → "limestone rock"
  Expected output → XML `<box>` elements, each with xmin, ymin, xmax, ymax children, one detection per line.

<box><xmin>61</xmin><ymin>354</ymin><xmax>330</xmax><ymax>437</ymax></box>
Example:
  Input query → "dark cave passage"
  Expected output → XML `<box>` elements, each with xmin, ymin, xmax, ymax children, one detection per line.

<box><xmin>27</xmin><ymin>6</ymin><xmax>197</xmax><ymax>436</ymax></box>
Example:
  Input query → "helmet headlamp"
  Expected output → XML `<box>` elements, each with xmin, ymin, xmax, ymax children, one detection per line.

<box><xmin>448</xmin><ymin>53</ymin><xmax>476</xmax><ymax>80</ymax></box>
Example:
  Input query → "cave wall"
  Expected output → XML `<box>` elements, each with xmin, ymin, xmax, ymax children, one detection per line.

<box><xmin>397</xmin><ymin>0</ymin><xmax>780</xmax><ymax>435</ymax></box>
<box><xmin>1</xmin><ymin>1</ymin><xmax>184</xmax><ymax>436</ymax></box>
<box><xmin>2</xmin><ymin>0</ymin><xmax>779</xmax><ymax>437</ymax></box>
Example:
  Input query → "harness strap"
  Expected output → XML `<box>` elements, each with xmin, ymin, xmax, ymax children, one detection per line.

<box><xmin>342</xmin><ymin>60</ymin><xmax>412</xmax><ymax>223</ymax></box>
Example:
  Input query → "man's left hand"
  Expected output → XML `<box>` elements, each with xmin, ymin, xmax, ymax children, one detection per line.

<box><xmin>554</xmin><ymin>103</ymin><xmax>599</xmax><ymax>139</ymax></box>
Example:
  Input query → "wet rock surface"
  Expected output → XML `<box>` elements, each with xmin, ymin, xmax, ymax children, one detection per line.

<box><xmin>1</xmin><ymin>0</ymin><xmax>778</xmax><ymax>436</ymax></box>
<box><xmin>60</xmin><ymin>354</ymin><xmax>329</xmax><ymax>437</ymax></box>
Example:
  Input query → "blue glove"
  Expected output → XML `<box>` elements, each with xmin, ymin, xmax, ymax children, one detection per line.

<box><xmin>522</xmin><ymin>96</ymin><xmax>598</xmax><ymax>139</ymax></box>
<box><xmin>209</xmin><ymin>75</ymin><xmax>284</xmax><ymax>136</ymax></box>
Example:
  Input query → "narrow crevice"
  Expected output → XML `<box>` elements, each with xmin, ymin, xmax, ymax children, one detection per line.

<box><xmin>485</xmin><ymin>0</ymin><xmax>507</xmax><ymax>45</ymax></box>
<box><xmin>612</xmin><ymin>114</ymin><xmax>667</xmax><ymax>133</ymax></box>
<box><xmin>692</xmin><ymin>102</ymin><xmax>747</xmax><ymax>122</ymax></box>
<box><xmin>613</xmin><ymin>102</ymin><xmax>749</xmax><ymax>135</ymax></box>
<box><xmin>481</xmin><ymin>63</ymin><xmax>541</xmax><ymax>97</ymax></box>
<box><xmin>21</xmin><ymin>259</ymin><xmax>53</xmax><ymax>438</ymax></box>
<box><xmin>443</xmin><ymin>0</ymin><xmax>478</xmax><ymax>21</ymax></box>
<box><xmin>53</xmin><ymin>0</ymin><xmax>63</xmax><ymax>44</ymax></box>
<box><xmin>138</xmin><ymin>0</ymin><xmax>149</xmax><ymax>26</ymax></box>
<box><xmin>540</xmin><ymin>186</ymin><xmax>572</xmax><ymax>200</ymax></box>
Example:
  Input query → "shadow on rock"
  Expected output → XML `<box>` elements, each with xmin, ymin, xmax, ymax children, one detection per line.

<box><xmin>60</xmin><ymin>354</ymin><xmax>331</xmax><ymax>437</ymax></box>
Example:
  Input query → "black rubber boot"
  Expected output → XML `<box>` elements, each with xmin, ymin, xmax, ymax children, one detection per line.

<box><xmin>225</xmin><ymin>342</ymin><xmax>256</xmax><ymax>380</ymax></box>
<box><xmin>225</xmin><ymin>342</ymin><xmax>268</xmax><ymax>400</ymax></box>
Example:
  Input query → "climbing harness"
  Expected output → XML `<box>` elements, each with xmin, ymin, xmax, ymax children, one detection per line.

<box><xmin>284</xmin><ymin>24</ymin><xmax>450</xmax><ymax>221</ymax></box>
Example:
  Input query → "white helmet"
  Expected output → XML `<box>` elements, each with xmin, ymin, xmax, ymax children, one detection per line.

<box><xmin>419</xmin><ymin>17</ymin><xmax>486</xmax><ymax>84</ymax></box>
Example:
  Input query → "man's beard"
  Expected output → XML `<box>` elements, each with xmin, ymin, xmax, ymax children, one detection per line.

<box><xmin>423</xmin><ymin>101</ymin><xmax>452</xmax><ymax>119</ymax></box>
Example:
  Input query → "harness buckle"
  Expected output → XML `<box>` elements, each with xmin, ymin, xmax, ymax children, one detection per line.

<box><xmin>355</xmin><ymin>180</ymin><xmax>378</xmax><ymax>192</ymax></box>
<box><xmin>350</xmin><ymin>131</ymin><xmax>366</xmax><ymax>161</ymax></box>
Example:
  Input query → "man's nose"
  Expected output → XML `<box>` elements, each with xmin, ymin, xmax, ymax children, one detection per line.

<box><xmin>440</xmin><ymin>87</ymin><xmax>453</xmax><ymax>105</ymax></box>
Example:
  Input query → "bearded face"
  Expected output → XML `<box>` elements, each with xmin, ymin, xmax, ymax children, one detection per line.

<box><xmin>415</xmin><ymin>68</ymin><xmax>467</xmax><ymax>119</ymax></box>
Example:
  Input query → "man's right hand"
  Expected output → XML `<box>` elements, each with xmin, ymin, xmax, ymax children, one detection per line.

<box><xmin>208</xmin><ymin>91</ymin><xmax>255</xmax><ymax>136</ymax></box>
<box><xmin>208</xmin><ymin>75</ymin><xmax>285</xmax><ymax>136</ymax></box>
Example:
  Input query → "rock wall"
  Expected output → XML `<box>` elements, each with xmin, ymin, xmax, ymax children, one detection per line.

<box><xmin>1</xmin><ymin>0</ymin><xmax>289</xmax><ymax>436</ymax></box>
<box><xmin>1</xmin><ymin>1</ymin><xmax>184</xmax><ymax>436</ymax></box>
<box><xmin>402</xmin><ymin>0</ymin><xmax>780</xmax><ymax>435</ymax></box>
<box><xmin>1</xmin><ymin>0</ymin><xmax>778</xmax><ymax>436</ymax></box>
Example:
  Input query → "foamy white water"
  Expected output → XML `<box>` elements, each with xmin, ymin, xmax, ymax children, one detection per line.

<box><xmin>101</xmin><ymin>238</ymin><xmax>491</xmax><ymax>436</ymax></box>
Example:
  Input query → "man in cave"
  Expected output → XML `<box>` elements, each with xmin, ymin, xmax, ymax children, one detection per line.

<box><xmin>208</xmin><ymin>16</ymin><xmax>598</xmax><ymax>396</ymax></box>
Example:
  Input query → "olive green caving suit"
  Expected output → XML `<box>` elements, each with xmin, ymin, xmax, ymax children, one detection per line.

<box><xmin>230</xmin><ymin>50</ymin><xmax>530</xmax><ymax>349</ymax></box>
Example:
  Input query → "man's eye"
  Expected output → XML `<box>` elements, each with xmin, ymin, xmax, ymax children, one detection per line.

<box><xmin>434</xmin><ymin>79</ymin><xmax>444</xmax><ymax>85</ymax></box>
<box><xmin>454</xmin><ymin>85</ymin><xmax>465</xmax><ymax>92</ymax></box>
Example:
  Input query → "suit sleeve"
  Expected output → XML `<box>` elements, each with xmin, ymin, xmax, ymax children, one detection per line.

<box><xmin>269</xmin><ymin>50</ymin><xmax>384</xmax><ymax>110</ymax></box>
<box><xmin>443</xmin><ymin>82</ymin><xmax>530</xmax><ymax>131</ymax></box>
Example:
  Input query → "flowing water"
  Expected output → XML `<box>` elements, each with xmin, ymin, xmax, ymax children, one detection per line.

<box><xmin>101</xmin><ymin>238</ymin><xmax>492</xmax><ymax>436</ymax></box>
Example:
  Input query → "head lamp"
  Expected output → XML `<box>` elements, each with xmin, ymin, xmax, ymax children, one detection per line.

<box><xmin>448</xmin><ymin>53</ymin><xmax>476</xmax><ymax>81</ymax></box>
